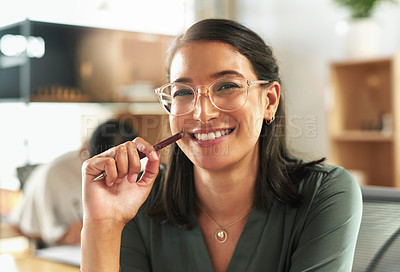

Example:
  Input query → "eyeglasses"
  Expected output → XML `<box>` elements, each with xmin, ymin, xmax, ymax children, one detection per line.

<box><xmin>154</xmin><ymin>77</ymin><xmax>270</xmax><ymax>116</ymax></box>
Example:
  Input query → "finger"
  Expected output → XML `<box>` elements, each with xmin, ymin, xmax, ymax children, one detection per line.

<box><xmin>137</xmin><ymin>151</ymin><xmax>160</xmax><ymax>186</ymax></box>
<box><xmin>132</xmin><ymin>137</ymin><xmax>160</xmax><ymax>186</ymax></box>
<box><xmin>82</xmin><ymin>156</ymin><xmax>118</xmax><ymax>186</ymax></box>
<box><xmin>133</xmin><ymin>137</ymin><xmax>159</xmax><ymax>162</ymax></box>
<box><xmin>125</xmin><ymin>141</ymin><xmax>140</xmax><ymax>183</ymax></box>
<box><xmin>114</xmin><ymin>145</ymin><xmax>129</xmax><ymax>181</ymax></box>
<box><xmin>103</xmin><ymin>157</ymin><xmax>118</xmax><ymax>186</ymax></box>
<box><xmin>95</xmin><ymin>144</ymin><xmax>129</xmax><ymax>184</ymax></box>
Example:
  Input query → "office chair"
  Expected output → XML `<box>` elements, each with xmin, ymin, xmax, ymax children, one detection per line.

<box><xmin>352</xmin><ymin>186</ymin><xmax>400</xmax><ymax>272</ymax></box>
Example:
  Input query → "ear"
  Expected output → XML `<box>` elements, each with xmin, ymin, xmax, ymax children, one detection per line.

<box><xmin>264</xmin><ymin>81</ymin><xmax>280</xmax><ymax>121</ymax></box>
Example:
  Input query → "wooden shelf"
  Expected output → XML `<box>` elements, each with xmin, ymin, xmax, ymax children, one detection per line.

<box><xmin>329</xmin><ymin>54</ymin><xmax>400</xmax><ymax>187</ymax></box>
<box><xmin>0</xmin><ymin>20</ymin><xmax>172</xmax><ymax>107</ymax></box>
<box><xmin>332</xmin><ymin>131</ymin><xmax>393</xmax><ymax>142</ymax></box>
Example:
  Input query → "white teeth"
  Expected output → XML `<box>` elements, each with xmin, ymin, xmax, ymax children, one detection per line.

<box><xmin>208</xmin><ymin>132</ymin><xmax>216</xmax><ymax>140</ymax></box>
<box><xmin>193</xmin><ymin>129</ymin><xmax>233</xmax><ymax>140</ymax></box>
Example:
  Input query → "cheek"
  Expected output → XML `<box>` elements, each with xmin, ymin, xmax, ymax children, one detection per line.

<box><xmin>169</xmin><ymin>115</ymin><xmax>192</xmax><ymax>134</ymax></box>
<box><xmin>238</xmin><ymin>98</ymin><xmax>266</xmax><ymax>134</ymax></box>
<box><xmin>238</xmin><ymin>112</ymin><xmax>264</xmax><ymax>139</ymax></box>
<box><xmin>169</xmin><ymin>116</ymin><xmax>179</xmax><ymax>134</ymax></box>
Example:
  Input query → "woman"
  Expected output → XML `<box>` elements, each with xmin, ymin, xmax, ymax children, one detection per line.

<box><xmin>81</xmin><ymin>19</ymin><xmax>362</xmax><ymax>272</ymax></box>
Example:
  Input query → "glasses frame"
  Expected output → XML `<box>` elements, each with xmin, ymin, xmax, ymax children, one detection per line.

<box><xmin>154</xmin><ymin>77</ymin><xmax>270</xmax><ymax>116</ymax></box>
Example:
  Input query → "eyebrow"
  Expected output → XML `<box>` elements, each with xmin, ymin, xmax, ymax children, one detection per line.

<box><xmin>173</xmin><ymin>70</ymin><xmax>245</xmax><ymax>83</ymax></box>
<box><xmin>212</xmin><ymin>70</ymin><xmax>245</xmax><ymax>79</ymax></box>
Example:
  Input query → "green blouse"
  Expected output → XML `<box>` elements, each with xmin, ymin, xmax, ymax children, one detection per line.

<box><xmin>120</xmin><ymin>165</ymin><xmax>362</xmax><ymax>271</ymax></box>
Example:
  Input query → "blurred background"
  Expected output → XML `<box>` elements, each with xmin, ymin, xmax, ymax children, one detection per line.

<box><xmin>1</xmin><ymin>0</ymin><xmax>400</xmax><ymax>270</ymax></box>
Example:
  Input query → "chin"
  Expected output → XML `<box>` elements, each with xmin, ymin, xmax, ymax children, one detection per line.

<box><xmin>189</xmin><ymin>150</ymin><xmax>235</xmax><ymax>170</ymax></box>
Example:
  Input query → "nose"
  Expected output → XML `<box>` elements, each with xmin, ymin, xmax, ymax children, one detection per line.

<box><xmin>192</xmin><ymin>89</ymin><xmax>219</xmax><ymax>124</ymax></box>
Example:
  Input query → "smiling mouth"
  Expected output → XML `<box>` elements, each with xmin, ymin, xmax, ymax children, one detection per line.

<box><xmin>190</xmin><ymin>128</ymin><xmax>234</xmax><ymax>141</ymax></box>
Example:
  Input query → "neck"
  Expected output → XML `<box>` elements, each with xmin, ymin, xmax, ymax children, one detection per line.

<box><xmin>194</xmin><ymin>148</ymin><xmax>258</xmax><ymax>221</ymax></box>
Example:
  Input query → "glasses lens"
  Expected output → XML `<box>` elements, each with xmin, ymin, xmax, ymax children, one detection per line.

<box><xmin>160</xmin><ymin>83</ymin><xmax>195</xmax><ymax>115</ymax></box>
<box><xmin>210</xmin><ymin>78</ymin><xmax>247</xmax><ymax>111</ymax></box>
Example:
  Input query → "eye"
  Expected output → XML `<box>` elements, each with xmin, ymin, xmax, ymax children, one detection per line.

<box><xmin>172</xmin><ymin>88</ymin><xmax>194</xmax><ymax>98</ymax></box>
<box><xmin>217</xmin><ymin>82</ymin><xmax>240</xmax><ymax>91</ymax></box>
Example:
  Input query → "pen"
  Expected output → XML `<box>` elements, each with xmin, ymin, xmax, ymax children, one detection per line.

<box><xmin>92</xmin><ymin>131</ymin><xmax>184</xmax><ymax>181</ymax></box>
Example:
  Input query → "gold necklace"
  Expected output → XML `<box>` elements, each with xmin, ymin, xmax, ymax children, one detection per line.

<box><xmin>197</xmin><ymin>202</ymin><xmax>252</xmax><ymax>243</ymax></box>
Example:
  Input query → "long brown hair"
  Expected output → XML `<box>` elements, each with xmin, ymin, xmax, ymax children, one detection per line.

<box><xmin>146</xmin><ymin>19</ymin><xmax>324</xmax><ymax>229</ymax></box>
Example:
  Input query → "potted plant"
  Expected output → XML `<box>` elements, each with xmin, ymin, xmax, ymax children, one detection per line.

<box><xmin>334</xmin><ymin>0</ymin><xmax>395</xmax><ymax>19</ymax></box>
<box><xmin>334</xmin><ymin>0</ymin><xmax>397</xmax><ymax>58</ymax></box>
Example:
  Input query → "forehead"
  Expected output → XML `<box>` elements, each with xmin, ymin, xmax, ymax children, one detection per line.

<box><xmin>169</xmin><ymin>41</ymin><xmax>255</xmax><ymax>82</ymax></box>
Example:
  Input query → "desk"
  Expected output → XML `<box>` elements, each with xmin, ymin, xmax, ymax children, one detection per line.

<box><xmin>0</xmin><ymin>253</ymin><xmax>79</xmax><ymax>272</ymax></box>
<box><xmin>0</xmin><ymin>223</ymin><xmax>78</xmax><ymax>272</ymax></box>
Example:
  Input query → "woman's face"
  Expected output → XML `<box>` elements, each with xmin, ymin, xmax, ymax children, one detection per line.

<box><xmin>169</xmin><ymin>41</ymin><xmax>279</xmax><ymax>171</ymax></box>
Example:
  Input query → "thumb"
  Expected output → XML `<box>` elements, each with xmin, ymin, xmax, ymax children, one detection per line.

<box><xmin>136</xmin><ymin>151</ymin><xmax>160</xmax><ymax>186</ymax></box>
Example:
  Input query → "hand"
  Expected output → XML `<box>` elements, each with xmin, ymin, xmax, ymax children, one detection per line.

<box><xmin>81</xmin><ymin>137</ymin><xmax>160</xmax><ymax>227</ymax></box>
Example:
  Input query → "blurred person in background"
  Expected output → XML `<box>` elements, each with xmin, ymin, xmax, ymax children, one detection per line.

<box><xmin>10</xmin><ymin>119</ymin><xmax>138</xmax><ymax>247</ymax></box>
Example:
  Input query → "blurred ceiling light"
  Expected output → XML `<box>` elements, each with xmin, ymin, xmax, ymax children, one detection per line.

<box><xmin>0</xmin><ymin>34</ymin><xmax>45</xmax><ymax>58</ymax></box>
<box><xmin>26</xmin><ymin>36</ymin><xmax>45</xmax><ymax>58</ymax></box>
<box><xmin>0</xmin><ymin>34</ymin><xmax>27</xmax><ymax>56</ymax></box>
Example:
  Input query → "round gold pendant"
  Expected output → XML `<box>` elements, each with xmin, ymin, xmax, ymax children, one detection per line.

<box><xmin>215</xmin><ymin>229</ymin><xmax>228</xmax><ymax>243</ymax></box>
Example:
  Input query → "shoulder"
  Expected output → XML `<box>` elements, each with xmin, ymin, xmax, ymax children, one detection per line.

<box><xmin>46</xmin><ymin>150</ymin><xmax>83</xmax><ymax>181</ymax></box>
<box><xmin>298</xmin><ymin>164</ymin><xmax>362</xmax><ymax>215</ymax></box>
<box><xmin>302</xmin><ymin>164</ymin><xmax>360</xmax><ymax>193</ymax></box>
<box><xmin>48</xmin><ymin>150</ymin><xmax>82</xmax><ymax>169</ymax></box>
<box><xmin>290</xmin><ymin>164</ymin><xmax>363</xmax><ymax>241</ymax></box>
<box><xmin>284</xmin><ymin>164</ymin><xmax>363</xmax><ymax>270</ymax></box>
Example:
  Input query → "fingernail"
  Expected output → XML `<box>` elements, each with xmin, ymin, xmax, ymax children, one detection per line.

<box><xmin>150</xmin><ymin>151</ymin><xmax>158</xmax><ymax>160</ymax></box>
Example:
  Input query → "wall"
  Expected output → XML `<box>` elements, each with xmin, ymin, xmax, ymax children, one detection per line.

<box><xmin>237</xmin><ymin>0</ymin><xmax>400</xmax><ymax>160</ymax></box>
<box><xmin>0</xmin><ymin>0</ymin><xmax>193</xmax><ymax>35</ymax></box>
